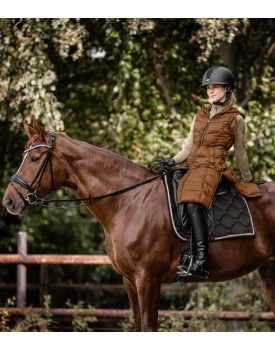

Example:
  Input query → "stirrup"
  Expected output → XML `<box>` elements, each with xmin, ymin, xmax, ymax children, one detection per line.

<box><xmin>173</xmin><ymin>259</ymin><xmax>194</xmax><ymax>283</ymax></box>
<box><xmin>177</xmin><ymin>255</ymin><xmax>192</xmax><ymax>272</ymax></box>
<box><xmin>188</xmin><ymin>268</ymin><xmax>209</xmax><ymax>279</ymax></box>
<box><xmin>175</xmin><ymin>229</ymin><xmax>195</xmax><ymax>278</ymax></box>
<box><xmin>176</xmin><ymin>269</ymin><xmax>193</xmax><ymax>277</ymax></box>
<box><xmin>177</xmin><ymin>265</ymin><xmax>209</xmax><ymax>279</ymax></box>
<box><xmin>177</xmin><ymin>255</ymin><xmax>209</xmax><ymax>279</ymax></box>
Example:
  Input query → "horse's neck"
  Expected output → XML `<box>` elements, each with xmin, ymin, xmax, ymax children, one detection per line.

<box><xmin>57</xmin><ymin>133</ymin><xmax>152</xmax><ymax>225</ymax></box>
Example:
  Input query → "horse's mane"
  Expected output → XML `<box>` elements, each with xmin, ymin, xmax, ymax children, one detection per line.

<box><xmin>23</xmin><ymin>130</ymin><xmax>158</xmax><ymax>177</ymax></box>
<box><xmin>57</xmin><ymin>132</ymin><xmax>157</xmax><ymax>176</ymax></box>
<box><xmin>25</xmin><ymin>139</ymin><xmax>33</xmax><ymax>149</ymax></box>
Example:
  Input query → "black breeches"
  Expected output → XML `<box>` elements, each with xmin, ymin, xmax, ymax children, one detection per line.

<box><xmin>185</xmin><ymin>202</ymin><xmax>208</xmax><ymax>257</ymax></box>
<box><xmin>186</xmin><ymin>202</ymin><xmax>205</xmax><ymax>216</ymax></box>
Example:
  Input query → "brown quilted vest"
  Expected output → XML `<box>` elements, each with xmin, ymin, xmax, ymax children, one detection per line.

<box><xmin>177</xmin><ymin>104</ymin><xmax>262</xmax><ymax>208</ymax></box>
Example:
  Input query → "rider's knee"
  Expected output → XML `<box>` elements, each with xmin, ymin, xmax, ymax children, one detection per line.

<box><xmin>186</xmin><ymin>202</ymin><xmax>201</xmax><ymax>215</ymax></box>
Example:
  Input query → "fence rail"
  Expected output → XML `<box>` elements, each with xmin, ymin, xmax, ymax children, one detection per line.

<box><xmin>0</xmin><ymin>282</ymin><xmax>192</xmax><ymax>293</ymax></box>
<box><xmin>0</xmin><ymin>254</ymin><xmax>111</xmax><ymax>265</ymax></box>
<box><xmin>0</xmin><ymin>307</ymin><xmax>274</xmax><ymax>321</ymax></box>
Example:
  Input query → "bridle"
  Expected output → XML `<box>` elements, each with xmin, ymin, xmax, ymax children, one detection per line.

<box><xmin>10</xmin><ymin>131</ymin><xmax>162</xmax><ymax>210</ymax></box>
<box><xmin>10</xmin><ymin>131</ymin><xmax>56</xmax><ymax>207</ymax></box>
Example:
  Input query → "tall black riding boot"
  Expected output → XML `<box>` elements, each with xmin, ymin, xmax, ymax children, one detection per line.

<box><xmin>177</xmin><ymin>202</ymin><xmax>209</xmax><ymax>279</ymax></box>
<box><xmin>188</xmin><ymin>202</ymin><xmax>209</xmax><ymax>278</ymax></box>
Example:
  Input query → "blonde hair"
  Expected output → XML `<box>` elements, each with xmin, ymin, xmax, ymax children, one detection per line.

<box><xmin>228</xmin><ymin>91</ymin><xmax>236</xmax><ymax>106</ymax></box>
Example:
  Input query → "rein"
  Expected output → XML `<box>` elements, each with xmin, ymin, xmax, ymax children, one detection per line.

<box><xmin>10</xmin><ymin>132</ymin><xmax>162</xmax><ymax>210</ymax></box>
<box><xmin>36</xmin><ymin>175</ymin><xmax>162</xmax><ymax>210</ymax></box>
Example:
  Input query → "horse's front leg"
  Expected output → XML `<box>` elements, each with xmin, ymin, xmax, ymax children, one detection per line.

<box><xmin>123</xmin><ymin>276</ymin><xmax>141</xmax><ymax>331</ymax></box>
<box><xmin>135</xmin><ymin>272</ymin><xmax>162</xmax><ymax>332</ymax></box>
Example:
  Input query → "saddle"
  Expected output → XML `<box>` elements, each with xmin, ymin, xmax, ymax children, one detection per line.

<box><xmin>164</xmin><ymin>168</ymin><xmax>255</xmax><ymax>242</ymax></box>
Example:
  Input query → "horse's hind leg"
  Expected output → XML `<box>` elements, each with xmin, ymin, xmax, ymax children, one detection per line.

<box><xmin>123</xmin><ymin>276</ymin><xmax>141</xmax><ymax>331</ymax></box>
<box><xmin>258</xmin><ymin>258</ymin><xmax>275</xmax><ymax>315</ymax></box>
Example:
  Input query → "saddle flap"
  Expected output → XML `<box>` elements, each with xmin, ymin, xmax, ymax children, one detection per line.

<box><xmin>163</xmin><ymin>171</ymin><xmax>255</xmax><ymax>242</ymax></box>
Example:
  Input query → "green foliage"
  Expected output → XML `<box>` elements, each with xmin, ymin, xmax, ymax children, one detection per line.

<box><xmin>0</xmin><ymin>297</ymin><xmax>16</xmax><ymax>332</ymax></box>
<box><xmin>158</xmin><ymin>309</ymin><xmax>228</xmax><ymax>332</ymax></box>
<box><xmin>184</xmin><ymin>282</ymin><xmax>233</xmax><ymax>311</ymax></box>
<box><xmin>158</xmin><ymin>312</ymin><xmax>190</xmax><ymax>332</ymax></box>
<box><xmin>15</xmin><ymin>295</ymin><xmax>53</xmax><ymax>332</ymax></box>
<box><xmin>65</xmin><ymin>299</ymin><xmax>97</xmax><ymax>332</ymax></box>
<box><xmin>0</xmin><ymin>296</ymin><xmax>97</xmax><ymax>332</ymax></box>
<box><xmin>118</xmin><ymin>311</ymin><xmax>135</xmax><ymax>332</ymax></box>
<box><xmin>0</xmin><ymin>295</ymin><xmax>53</xmax><ymax>332</ymax></box>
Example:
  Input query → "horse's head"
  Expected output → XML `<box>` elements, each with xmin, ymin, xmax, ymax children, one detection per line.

<box><xmin>3</xmin><ymin>119</ymin><xmax>65</xmax><ymax>215</ymax></box>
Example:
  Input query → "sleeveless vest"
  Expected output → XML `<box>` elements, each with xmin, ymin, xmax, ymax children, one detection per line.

<box><xmin>177</xmin><ymin>104</ymin><xmax>262</xmax><ymax>208</ymax></box>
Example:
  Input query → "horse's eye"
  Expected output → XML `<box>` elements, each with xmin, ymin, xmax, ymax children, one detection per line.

<box><xmin>31</xmin><ymin>156</ymin><xmax>40</xmax><ymax>163</ymax></box>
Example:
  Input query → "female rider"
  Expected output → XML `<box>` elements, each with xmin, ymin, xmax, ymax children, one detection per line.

<box><xmin>161</xmin><ymin>66</ymin><xmax>264</xmax><ymax>279</ymax></box>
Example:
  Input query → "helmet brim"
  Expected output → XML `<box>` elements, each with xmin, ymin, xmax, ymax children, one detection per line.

<box><xmin>199</xmin><ymin>82</ymin><xmax>230</xmax><ymax>88</ymax></box>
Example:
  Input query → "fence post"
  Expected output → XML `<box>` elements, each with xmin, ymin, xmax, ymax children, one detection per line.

<box><xmin>17</xmin><ymin>231</ymin><xmax>27</xmax><ymax>308</ymax></box>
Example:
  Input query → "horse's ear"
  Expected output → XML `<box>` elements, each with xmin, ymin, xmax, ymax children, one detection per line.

<box><xmin>24</xmin><ymin>120</ymin><xmax>37</xmax><ymax>139</ymax></box>
<box><xmin>32</xmin><ymin>118</ymin><xmax>47</xmax><ymax>141</ymax></box>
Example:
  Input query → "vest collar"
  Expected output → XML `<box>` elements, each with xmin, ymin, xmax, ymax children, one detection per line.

<box><xmin>210</xmin><ymin>103</ymin><xmax>230</xmax><ymax>118</ymax></box>
<box><xmin>201</xmin><ymin>104</ymin><xmax>234</xmax><ymax>118</ymax></box>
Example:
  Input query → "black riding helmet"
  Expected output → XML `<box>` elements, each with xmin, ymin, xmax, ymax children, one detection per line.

<box><xmin>200</xmin><ymin>66</ymin><xmax>234</xmax><ymax>105</ymax></box>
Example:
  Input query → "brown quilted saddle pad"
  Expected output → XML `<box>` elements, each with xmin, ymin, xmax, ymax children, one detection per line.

<box><xmin>163</xmin><ymin>168</ymin><xmax>255</xmax><ymax>242</ymax></box>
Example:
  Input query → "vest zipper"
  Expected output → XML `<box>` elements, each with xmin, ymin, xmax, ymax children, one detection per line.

<box><xmin>179</xmin><ymin>107</ymin><xmax>234</xmax><ymax>200</ymax></box>
<box><xmin>189</xmin><ymin>118</ymin><xmax>211</xmax><ymax>167</ymax></box>
<box><xmin>179</xmin><ymin>118</ymin><xmax>211</xmax><ymax>193</ymax></box>
<box><xmin>201</xmin><ymin>119</ymin><xmax>211</xmax><ymax>145</ymax></box>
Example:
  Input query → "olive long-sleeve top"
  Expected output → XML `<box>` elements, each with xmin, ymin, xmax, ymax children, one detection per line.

<box><xmin>172</xmin><ymin>104</ymin><xmax>253</xmax><ymax>182</ymax></box>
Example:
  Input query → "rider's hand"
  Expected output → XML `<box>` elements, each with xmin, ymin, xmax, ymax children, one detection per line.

<box><xmin>159</xmin><ymin>159</ymin><xmax>175</xmax><ymax>174</ymax></box>
<box><xmin>249</xmin><ymin>178</ymin><xmax>266</xmax><ymax>185</ymax></box>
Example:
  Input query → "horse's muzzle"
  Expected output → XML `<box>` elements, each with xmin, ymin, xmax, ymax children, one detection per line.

<box><xmin>2</xmin><ymin>192</ymin><xmax>28</xmax><ymax>216</ymax></box>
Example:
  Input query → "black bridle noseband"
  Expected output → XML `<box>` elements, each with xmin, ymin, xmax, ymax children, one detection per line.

<box><xmin>10</xmin><ymin>132</ymin><xmax>162</xmax><ymax>210</ymax></box>
<box><xmin>10</xmin><ymin>131</ymin><xmax>56</xmax><ymax>206</ymax></box>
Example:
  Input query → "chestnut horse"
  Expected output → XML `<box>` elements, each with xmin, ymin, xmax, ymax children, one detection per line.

<box><xmin>2</xmin><ymin>120</ymin><xmax>275</xmax><ymax>331</ymax></box>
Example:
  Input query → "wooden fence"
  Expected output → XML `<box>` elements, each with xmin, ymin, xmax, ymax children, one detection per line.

<box><xmin>0</xmin><ymin>231</ymin><xmax>274</xmax><ymax>323</ymax></box>
<box><xmin>0</xmin><ymin>231</ymin><xmax>112</xmax><ymax>308</ymax></box>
